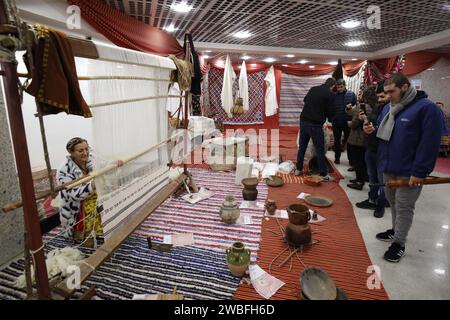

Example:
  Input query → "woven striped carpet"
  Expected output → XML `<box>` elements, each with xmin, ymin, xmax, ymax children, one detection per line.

<box><xmin>135</xmin><ymin>168</ymin><xmax>268</xmax><ymax>261</ymax></box>
<box><xmin>0</xmin><ymin>169</ymin><xmax>267</xmax><ymax>300</ymax></box>
<box><xmin>234</xmin><ymin>182</ymin><xmax>389</xmax><ymax>300</ymax></box>
<box><xmin>0</xmin><ymin>235</ymin><xmax>242</xmax><ymax>300</ymax></box>
<box><xmin>279</xmin><ymin>74</ymin><xmax>328</xmax><ymax>126</ymax></box>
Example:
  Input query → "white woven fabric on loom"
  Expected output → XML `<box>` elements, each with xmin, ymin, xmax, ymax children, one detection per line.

<box><xmin>77</xmin><ymin>45</ymin><xmax>175</xmax><ymax>238</ymax></box>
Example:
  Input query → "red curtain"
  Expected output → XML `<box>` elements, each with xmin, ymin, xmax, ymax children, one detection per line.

<box><xmin>403</xmin><ymin>51</ymin><xmax>444</xmax><ymax>77</ymax></box>
<box><xmin>343</xmin><ymin>60</ymin><xmax>366</xmax><ymax>77</ymax></box>
<box><xmin>372</xmin><ymin>57</ymin><xmax>399</xmax><ymax>75</ymax></box>
<box><xmin>68</xmin><ymin>0</ymin><xmax>183</xmax><ymax>56</ymax></box>
<box><xmin>207</xmin><ymin>61</ymin><xmax>362</xmax><ymax>77</ymax></box>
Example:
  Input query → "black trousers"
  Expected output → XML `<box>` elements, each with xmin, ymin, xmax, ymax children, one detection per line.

<box><xmin>347</xmin><ymin>144</ymin><xmax>367</xmax><ymax>183</ymax></box>
<box><xmin>332</xmin><ymin>124</ymin><xmax>350</xmax><ymax>161</ymax></box>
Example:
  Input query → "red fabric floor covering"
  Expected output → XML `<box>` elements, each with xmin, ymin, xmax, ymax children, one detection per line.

<box><xmin>234</xmin><ymin>182</ymin><xmax>390</xmax><ymax>300</ymax></box>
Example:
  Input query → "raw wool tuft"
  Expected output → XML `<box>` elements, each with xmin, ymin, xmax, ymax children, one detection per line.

<box><xmin>15</xmin><ymin>247</ymin><xmax>85</xmax><ymax>289</ymax></box>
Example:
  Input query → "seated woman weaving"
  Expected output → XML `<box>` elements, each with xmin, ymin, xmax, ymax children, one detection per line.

<box><xmin>57</xmin><ymin>137</ymin><xmax>122</xmax><ymax>247</ymax></box>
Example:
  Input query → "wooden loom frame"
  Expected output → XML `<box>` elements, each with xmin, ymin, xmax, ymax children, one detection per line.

<box><xmin>0</xmin><ymin>0</ymin><xmax>192</xmax><ymax>300</ymax></box>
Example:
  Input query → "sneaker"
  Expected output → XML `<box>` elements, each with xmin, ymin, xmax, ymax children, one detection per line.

<box><xmin>347</xmin><ymin>167</ymin><xmax>356</xmax><ymax>172</ymax></box>
<box><xmin>376</xmin><ymin>229</ymin><xmax>395</xmax><ymax>242</ymax></box>
<box><xmin>334</xmin><ymin>159</ymin><xmax>340</xmax><ymax>164</ymax></box>
<box><xmin>384</xmin><ymin>243</ymin><xmax>406</xmax><ymax>263</ymax></box>
<box><xmin>347</xmin><ymin>182</ymin><xmax>364</xmax><ymax>190</ymax></box>
<box><xmin>294</xmin><ymin>170</ymin><xmax>303</xmax><ymax>176</ymax></box>
<box><xmin>374</xmin><ymin>206</ymin><xmax>385</xmax><ymax>218</ymax></box>
<box><xmin>350</xmin><ymin>179</ymin><xmax>360</xmax><ymax>184</ymax></box>
<box><xmin>356</xmin><ymin>199</ymin><xmax>377</xmax><ymax>210</ymax></box>
<box><xmin>320</xmin><ymin>175</ymin><xmax>335</xmax><ymax>182</ymax></box>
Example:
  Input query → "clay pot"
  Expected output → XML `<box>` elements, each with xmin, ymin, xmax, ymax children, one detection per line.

<box><xmin>265</xmin><ymin>199</ymin><xmax>277</xmax><ymax>215</ymax></box>
<box><xmin>287</xmin><ymin>204</ymin><xmax>311</xmax><ymax>225</ymax></box>
<box><xmin>220</xmin><ymin>195</ymin><xmax>240</xmax><ymax>224</ymax></box>
<box><xmin>226</xmin><ymin>242</ymin><xmax>251</xmax><ymax>277</ymax></box>
<box><xmin>285</xmin><ymin>223</ymin><xmax>312</xmax><ymax>246</ymax></box>
<box><xmin>242</xmin><ymin>177</ymin><xmax>259</xmax><ymax>201</ymax></box>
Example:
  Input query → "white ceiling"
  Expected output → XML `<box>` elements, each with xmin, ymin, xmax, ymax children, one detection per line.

<box><xmin>15</xmin><ymin>0</ymin><xmax>450</xmax><ymax>64</ymax></box>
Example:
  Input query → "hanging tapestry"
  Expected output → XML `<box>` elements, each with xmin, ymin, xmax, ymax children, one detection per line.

<box><xmin>279</xmin><ymin>73</ymin><xmax>328</xmax><ymax>126</ymax></box>
<box><xmin>206</xmin><ymin>67</ymin><xmax>265</xmax><ymax>125</ymax></box>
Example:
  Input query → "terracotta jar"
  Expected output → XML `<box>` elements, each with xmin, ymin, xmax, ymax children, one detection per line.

<box><xmin>285</xmin><ymin>204</ymin><xmax>312</xmax><ymax>246</ymax></box>
<box><xmin>285</xmin><ymin>223</ymin><xmax>312</xmax><ymax>246</ymax></box>
<box><xmin>287</xmin><ymin>204</ymin><xmax>311</xmax><ymax>225</ymax></box>
<box><xmin>226</xmin><ymin>242</ymin><xmax>251</xmax><ymax>277</ymax></box>
<box><xmin>220</xmin><ymin>195</ymin><xmax>240</xmax><ymax>224</ymax></box>
<box><xmin>265</xmin><ymin>199</ymin><xmax>277</xmax><ymax>215</ymax></box>
<box><xmin>242</xmin><ymin>177</ymin><xmax>259</xmax><ymax>201</ymax></box>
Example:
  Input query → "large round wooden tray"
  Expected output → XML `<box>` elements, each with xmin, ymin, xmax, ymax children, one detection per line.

<box><xmin>304</xmin><ymin>195</ymin><xmax>333</xmax><ymax>207</ymax></box>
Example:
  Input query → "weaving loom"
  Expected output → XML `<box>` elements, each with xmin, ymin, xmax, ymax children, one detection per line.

<box><xmin>0</xmin><ymin>4</ymin><xmax>193</xmax><ymax>297</ymax></box>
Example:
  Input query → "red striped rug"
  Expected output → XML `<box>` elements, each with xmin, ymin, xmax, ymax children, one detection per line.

<box><xmin>234</xmin><ymin>181</ymin><xmax>389</xmax><ymax>300</ymax></box>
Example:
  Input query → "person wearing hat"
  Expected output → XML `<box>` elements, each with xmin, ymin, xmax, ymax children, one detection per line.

<box><xmin>57</xmin><ymin>137</ymin><xmax>123</xmax><ymax>247</ymax></box>
<box><xmin>331</xmin><ymin>79</ymin><xmax>357</xmax><ymax>165</ymax></box>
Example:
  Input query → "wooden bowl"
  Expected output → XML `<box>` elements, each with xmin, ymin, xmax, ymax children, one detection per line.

<box><xmin>304</xmin><ymin>175</ymin><xmax>322</xmax><ymax>187</ymax></box>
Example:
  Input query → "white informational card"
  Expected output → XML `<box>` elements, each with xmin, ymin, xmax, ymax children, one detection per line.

<box><xmin>249</xmin><ymin>264</ymin><xmax>285</xmax><ymax>299</ymax></box>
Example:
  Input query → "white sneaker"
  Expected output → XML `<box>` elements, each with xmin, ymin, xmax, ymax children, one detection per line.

<box><xmin>320</xmin><ymin>175</ymin><xmax>334</xmax><ymax>181</ymax></box>
<box><xmin>294</xmin><ymin>170</ymin><xmax>303</xmax><ymax>176</ymax></box>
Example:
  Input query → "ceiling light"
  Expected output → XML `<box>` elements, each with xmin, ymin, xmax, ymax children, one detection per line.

<box><xmin>436</xmin><ymin>243</ymin><xmax>443</xmax><ymax>247</ymax></box>
<box><xmin>351</xmin><ymin>58</ymin><xmax>358</xmax><ymax>61</ymax></box>
<box><xmin>202</xmin><ymin>55</ymin><xmax>210</xmax><ymax>59</ymax></box>
<box><xmin>434</xmin><ymin>269</ymin><xmax>446</xmax><ymax>275</ymax></box>
<box><xmin>282</xmin><ymin>64</ymin><xmax>288</xmax><ymax>67</ymax></box>
<box><xmin>241</xmin><ymin>55</ymin><xmax>251</xmax><ymax>60</ymax></box>
<box><xmin>286</xmin><ymin>54</ymin><xmax>295</xmax><ymax>58</ymax></box>
<box><xmin>299</xmin><ymin>59</ymin><xmax>308</xmax><ymax>64</ymax></box>
<box><xmin>341</xmin><ymin>20</ymin><xmax>362</xmax><ymax>29</ymax></box>
<box><xmin>170</xmin><ymin>2</ymin><xmax>193</xmax><ymax>13</ymax></box>
<box><xmin>164</xmin><ymin>24</ymin><xmax>178</xmax><ymax>32</ymax></box>
<box><xmin>309</xmin><ymin>65</ymin><xmax>315</xmax><ymax>69</ymax></box>
<box><xmin>233</xmin><ymin>31</ymin><xmax>252</xmax><ymax>39</ymax></box>
<box><xmin>264</xmin><ymin>57</ymin><xmax>276</xmax><ymax>63</ymax></box>
<box><xmin>443</xmin><ymin>225</ymin><xmax>449</xmax><ymax>229</ymax></box>
<box><xmin>203</xmin><ymin>50</ymin><xmax>212</xmax><ymax>53</ymax></box>
<box><xmin>345</xmin><ymin>40</ymin><xmax>365</xmax><ymax>47</ymax></box>
<box><xmin>329</xmin><ymin>61</ymin><xmax>338</xmax><ymax>65</ymax></box>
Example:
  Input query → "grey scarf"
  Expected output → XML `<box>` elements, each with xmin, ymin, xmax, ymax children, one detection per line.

<box><xmin>376</xmin><ymin>85</ymin><xmax>417</xmax><ymax>141</ymax></box>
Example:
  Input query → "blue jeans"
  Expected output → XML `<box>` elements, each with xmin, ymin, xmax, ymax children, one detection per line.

<box><xmin>365</xmin><ymin>150</ymin><xmax>386</xmax><ymax>208</ymax></box>
<box><xmin>296</xmin><ymin>120</ymin><xmax>327</xmax><ymax>176</ymax></box>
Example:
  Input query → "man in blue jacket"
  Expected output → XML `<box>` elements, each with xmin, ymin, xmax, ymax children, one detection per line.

<box><xmin>332</xmin><ymin>79</ymin><xmax>357</xmax><ymax>164</ymax></box>
<box><xmin>363</xmin><ymin>72</ymin><xmax>443</xmax><ymax>263</ymax></box>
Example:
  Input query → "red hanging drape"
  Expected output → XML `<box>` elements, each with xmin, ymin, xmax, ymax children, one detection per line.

<box><xmin>68</xmin><ymin>0</ymin><xmax>183</xmax><ymax>56</ymax></box>
<box><xmin>343</xmin><ymin>60</ymin><xmax>366</xmax><ymax>77</ymax></box>
<box><xmin>402</xmin><ymin>51</ymin><xmax>445</xmax><ymax>77</ymax></box>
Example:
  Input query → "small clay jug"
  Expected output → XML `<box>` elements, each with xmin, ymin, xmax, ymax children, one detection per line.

<box><xmin>242</xmin><ymin>177</ymin><xmax>259</xmax><ymax>201</ymax></box>
<box><xmin>226</xmin><ymin>242</ymin><xmax>251</xmax><ymax>277</ymax></box>
<box><xmin>287</xmin><ymin>204</ymin><xmax>311</xmax><ymax>225</ymax></box>
<box><xmin>220</xmin><ymin>195</ymin><xmax>240</xmax><ymax>224</ymax></box>
<box><xmin>265</xmin><ymin>199</ymin><xmax>277</xmax><ymax>215</ymax></box>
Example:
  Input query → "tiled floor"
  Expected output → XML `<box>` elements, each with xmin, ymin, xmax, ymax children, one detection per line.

<box><xmin>331</xmin><ymin>151</ymin><xmax>450</xmax><ymax>300</ymax></box>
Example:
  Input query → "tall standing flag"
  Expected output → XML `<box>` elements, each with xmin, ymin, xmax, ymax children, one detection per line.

<box><xmin>221</xmin><ymin>55</ymin><xmax>237</xmax><ymax>116</ymax></box>
<box><xmin>264</xmin><ymin>65</ymin><xmax>278</xmax><ymax>116</ymax></box>
<box><xmin>239</xmin><ymin>61</ymin><xmax>249</xmax><ymax>112</ymax></box>
<box><xmin>332</xmin><ymin>58</ymin><xmax>343</xmax><ymax>80</ymax></box>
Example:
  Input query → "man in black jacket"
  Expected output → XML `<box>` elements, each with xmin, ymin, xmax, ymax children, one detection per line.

<box><xmin>295</xmin><ymin>78</ymin><xmax>336</xmax><ymax>180</ymax></box>
<box><xmin>356</xmin><ymin>81</ymin><xmax>389</xmax><ymax>218</ymax></box>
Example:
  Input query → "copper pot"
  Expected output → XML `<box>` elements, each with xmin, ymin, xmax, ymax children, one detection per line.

<box><xmin>287</xmin><ymin>204</ymin><xmax>311</xmax><ymax>225</ymax></box>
